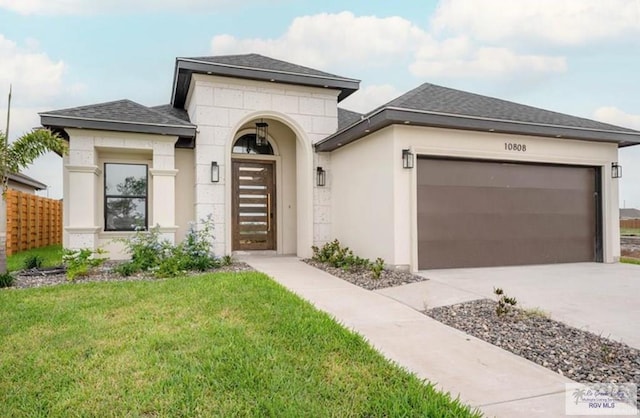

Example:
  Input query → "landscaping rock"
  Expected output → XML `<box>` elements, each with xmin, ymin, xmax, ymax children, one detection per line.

<box><xmin>303</xmin><ymin>259</ymin><xmax>428</xmax><ymax>290</ymax></box>
<box><xmin>9</xmin><ymin>261</ymin><xmax>255</xmax><ymax>289</ymax></box>
<box><xmin>426</xmin><ymin>299</ymin><xmax>640</xmax><ymax>404</ymax></box>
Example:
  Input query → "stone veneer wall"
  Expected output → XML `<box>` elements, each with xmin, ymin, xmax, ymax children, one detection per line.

<box><xmin>185</xmin><ymin>74</ymin><xmax>339</xmax><ymax>256</ymax></box>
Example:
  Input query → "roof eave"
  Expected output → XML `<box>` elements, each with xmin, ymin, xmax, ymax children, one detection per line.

<box><xmin>171</xmin><ymin>58</ymin><xmax>360</xmax><ymax>108</ymax></box>
<box><xmin>40</xmin><ymin>115</ymin><xmax>197</xmax><ymax>139</ymax></box>
<box><xmin>7</xmin><ymin>174</ymin><xmax>47</xmax><ymax>190</ymax></box>
<box><xmin>315</xmin><ymin>108</ymin><xmax>640</xmax><ymax>152</ymax></box>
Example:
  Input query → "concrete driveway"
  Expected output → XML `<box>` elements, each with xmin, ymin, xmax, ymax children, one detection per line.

<box><xmin>377</xmin><ymin>263</ymin><xmax>640</xmax><ymax>349</ymax></box>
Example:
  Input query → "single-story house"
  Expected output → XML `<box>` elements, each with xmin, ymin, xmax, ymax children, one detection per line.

<box><xmin>7</xmin><ymin>172</ymin><xmax>47</xmax><ymax>194</ymax></box>
<box><xmin>40</xmin><ymin>54</ymin><xmax>640</xmax><ymax>271</ymax></box>
<box><xmin>620</xmin><ymin>208</ymin><xmax>640</xmax><ymax>220</ymax></box>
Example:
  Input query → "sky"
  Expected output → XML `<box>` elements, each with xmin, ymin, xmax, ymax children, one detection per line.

<box><xmin>0</xmin><ymin>0</ymin><xmax>639</xmax><ymax>205</ymax></box>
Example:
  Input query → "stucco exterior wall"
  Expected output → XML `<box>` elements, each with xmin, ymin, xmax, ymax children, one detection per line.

<box><xmin>185</xmin><ymin>74</ymin><xmax>338</xmax><ymax>257</ymax></box>
<box><xmin>175</xmin><ymin>149</ymin><xmax>195</xmax><ymax>243</ymax></box>
<box><xmin>331</xmin><ymin>124</ymin><xmax>620</xmax><ymax>271</ymax></box>
<box><xmin>330</xmin><ymin>129</ymin><xmax>396</xmax><ymax>263</ymax></box>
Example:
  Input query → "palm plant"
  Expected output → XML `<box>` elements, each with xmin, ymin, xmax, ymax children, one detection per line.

<box><xmin>0</xmin><ymin>129</ymin><xmax>67</xmax><ymax>273</ymax></box>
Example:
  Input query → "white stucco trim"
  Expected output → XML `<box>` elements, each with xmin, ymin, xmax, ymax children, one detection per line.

<box><xmin>66</xmin><ymin>165</ymin><xmax>101</xmax><ymax>175</ymax></box>
<box><xmin>65</xmin><ymin>226</ymin><xmax>101</xmax><ymax>233</ymax></box>
<box><xmin>149</xmin><ymin>169</ymin><xmax>179</xmax><ymax>177</ymax></box>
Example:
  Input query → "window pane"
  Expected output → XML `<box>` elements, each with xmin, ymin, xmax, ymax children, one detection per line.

<box><xmin>105</xmin><ymin>197</ymin><xmax>146</xmax><ymax>231</ymax></box>
<box><xmin>232</xmin><ymin>134</ymin><xmax>274</xmax><ymax>155</ymax></box>
<box><xmin>105</xmin><ymin>164</ymin><xmax>147</xmax><ymax>197</ymax></box>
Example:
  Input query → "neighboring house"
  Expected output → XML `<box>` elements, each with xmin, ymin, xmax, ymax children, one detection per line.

<box><xmin>7</xmin><ymin>172</ymin><xmax>47</xmax><ymax>194</ymax></box>
<box><xmin>40</xmin><ymin>54</ymin><xmax>640</xmax><ymax>271</ymax></box>
<box><xmin>620</xmin><ymin>208</ymin><xmax>640</xmax><ymax>220</ymax></box>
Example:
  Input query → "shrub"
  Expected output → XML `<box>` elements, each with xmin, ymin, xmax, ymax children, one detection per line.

<box><xmin>113</xmin><ymin>261</ymin><xmax>139</xmax><ymax>277</ymax></box>
<box><xmin>116</xmin><ymin>216</ymin><xmax>219</xmax><ymax>277</ymax></box>
<box><xmin>221</xmin><ymin>255</ymin><xmax>233</xmax><ymax>267</ymax></box>
<box><xmin>371</xmin><ymin>257</ymin><xmax>385</xmax><ymax>279</ymax></box>
<box><xmin>63</xmin><ymin>248</ymin><xmax>108</xmax><ymax>281</ymax></box>
<box><xmin>312</xmin><ymin>239</ymin><xmax>370</xmax><ymax>270</ymax></box>
<box><xmin>22</xmin><ymin>255</ymin><xmax>44</xmax><ymax>270</ymax></box>
<box><xmin>0</xmin><ymin>272</ymin><xmax>15</xmax><ymax>288</ymax></box>
<box><xmin>180</xmin><ymin>215</ymin><xmax>218</xmax><ymax>271</ymax></box>
<box><xmin>493</xmin><ymin>287</ymin><xmax>517</xmax><ymax>316</ymax></box>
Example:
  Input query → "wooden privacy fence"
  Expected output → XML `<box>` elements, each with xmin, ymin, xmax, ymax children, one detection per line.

<box><xmin>6</xmin><ymin>189</ymin><xmax>62</xmax><ymax>255</ymax></box>
<box><xmin>621</xmin><ymin>219</ymin><xmax>640</xmax><ymax>229</ymax></box>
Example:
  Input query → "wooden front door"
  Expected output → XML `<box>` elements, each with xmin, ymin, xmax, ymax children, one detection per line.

<box><xmin>232</xmin><ymin>160</ymin><xmax>276</xmax><ymax>250</ymax></box>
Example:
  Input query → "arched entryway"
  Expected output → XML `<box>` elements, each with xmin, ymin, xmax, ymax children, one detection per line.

<box><xmin>227</xmin><ymin>115</ymin><xmax>311</xmax><ymax>256</ymax></box>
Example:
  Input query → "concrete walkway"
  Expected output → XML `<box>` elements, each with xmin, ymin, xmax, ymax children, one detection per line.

<box><xmin>242</xmin><ymin>256</ymin><xmax>588</xmax><ymax>418</ymax></box>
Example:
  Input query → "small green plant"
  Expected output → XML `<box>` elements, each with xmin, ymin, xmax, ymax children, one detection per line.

<box><xmin>63</xmin><ymin>248</ymin><xmax>108</xmax><ymax>281</ymax></box>
<box><xmin>600</xmin><ymin>342</ymin><xmax>619</xmax><ymax>364</ymax></box>
<box><xmin>221</xmin><ymin>255</ymin><xmax>233</xmax><ymax>267</ymax></box>
<box><xmin>371</xmin><ymin>257</ymin><xmax>385</xmax><ymax>279</ymax></box>
<box><xmin>0</xmin><ymin>272</ymin><xmax>15</xmax><ymax>288</ymax></box>
<box><xmin>113</xmin><ymin>261</ymin><xmax>139</xmax><ymax>277</ymax></box>
<box><xmin>312</xmin><ymin>239</ymin><xmax>371</xmax><ymax>271</ymax></box>
<box><xmin>493</xmin><ymin>287</ymin><xmax>517</xmax><ymax>316</ymax></box>
<box><xmin>22</xmin><ymin>255</ymin><xmax>44</xmax><ymax>270</ymax></box>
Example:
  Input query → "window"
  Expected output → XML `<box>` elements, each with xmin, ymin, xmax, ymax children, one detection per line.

<box><xmin>104</xmin><ymin>163</ymin><xmax>148</xmax><ymax>231</ymax></box>
<box><xmin>232</xmin><ymin>134</ymin><xmax>274</xmax><ymax>155</ymax></box>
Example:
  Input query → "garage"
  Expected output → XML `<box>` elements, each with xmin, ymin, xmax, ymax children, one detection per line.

<box><xmin>417</xmin><ymin>158</ymin><xmax>602</xmax><ymax>269</ymax></box>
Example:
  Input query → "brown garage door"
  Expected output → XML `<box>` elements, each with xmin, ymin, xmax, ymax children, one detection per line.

<box><xmin>417</xmin><ymin>158</ymin><xmax>600</xmax><ymax>269</ymax></box>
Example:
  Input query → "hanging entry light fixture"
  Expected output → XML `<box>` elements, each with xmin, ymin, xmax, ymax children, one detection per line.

<box><xmin>255</xmin><ymin>119</ymin><xmax>269</xmax><ymax>146</ymax></box>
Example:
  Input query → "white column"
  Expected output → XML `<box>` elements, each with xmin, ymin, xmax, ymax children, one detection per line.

<box><xmin>151</xmin><ymin>140</ymin><xmax>179</xmax><ymax>243</ymax></box>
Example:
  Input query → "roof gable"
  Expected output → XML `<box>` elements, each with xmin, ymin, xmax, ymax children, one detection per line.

<box><xmin>171</xmin><ymin>53</ymin><xmax>360</xmax><ymax>108</ymax></box>
<box><xmin>316</xmin><ymin>82</ymin><xmax>640</xmax><ymax>152</ymax></box>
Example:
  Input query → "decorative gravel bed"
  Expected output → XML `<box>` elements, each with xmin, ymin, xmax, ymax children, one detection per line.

<box><xmin>426</xmin><ymin>299</ymin><xmax>640</xmax><ymax>403</ymax></box>
<box><xmin>10</xmin><ymin>261</ymin><xmax>256</xmax><ymax>290</ymax></box>
<box><xmin>303</xmin><ymin>259</ymin><xmax>428</xmax><ymax>290</ymax></box>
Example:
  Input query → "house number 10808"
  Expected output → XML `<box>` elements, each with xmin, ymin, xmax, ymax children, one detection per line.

<box><xmin>505</xmin><ymin>143</ymin><xmax>527</xmax><ymax>152</ymax></box>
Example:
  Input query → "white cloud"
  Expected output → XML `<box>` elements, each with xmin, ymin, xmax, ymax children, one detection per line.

<box><xmin>339</xmin><ymin>84</ymin><xmax>401</xmax><ymax>114</ymax></box>
<box><xmin>211</xmin><ymin>12</ymin><xmax>568</xmax><ymax>83</ymax></box>
<box><xmin>0</xmin><ymin>0</ymin><xmax>254</xmax><ymax>15</ymax></box>
<box><xmin>212</xmin><ymin>12</ymin><xmax>431</xmax><ymax>70</ymax></box>
<box><xmin>431</xmin><ymin>0</ymin><xmax>640</xmax><ymax>45</ymax></box>
<box><xmin>410</xmin><ymin>38</ymin><xmax>567</xmax><ymax>78</ymax></box>
<box><xmin>0</xmin><ymin>34</ymin><xmax>65</xmax><ymax>104</ymax></box>
<box><xmin>593</xmin><ymin>107</ymin><xmax>640</xmax><ymax>130</ymax></box>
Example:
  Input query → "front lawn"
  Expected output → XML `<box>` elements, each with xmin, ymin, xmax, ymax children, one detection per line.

<box><xmin>7</xmin><ymin>244</ymin><xmax>63</xmax><ymax>272</ymax></box>
<box><xmin>0</xmin><ymin>272</ymin><xmax>479</xmax><ymax>417</ymax></box>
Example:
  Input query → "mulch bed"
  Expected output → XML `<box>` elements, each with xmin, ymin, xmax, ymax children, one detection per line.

<box><xmin>8</xmin><ymin>261</ymin><xmax>255</xmax><ymax>290</ymax></box>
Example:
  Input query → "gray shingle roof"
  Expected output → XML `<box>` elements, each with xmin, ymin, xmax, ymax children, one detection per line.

<box><xmin>338</xmin><ymin>108</ymin><xmax>363</xmax><ymax>130</ymax></box>
<box><xmin>316</xmin><ymin>82</ymin><xmax>640</xmax><ymax>151</ymax></box>
<box><xmin>42</xmin><ymin>99</ymin><xmax>194</xmax><ymax>127</ymax></box>
<box><xmin>172</xmin><ymin>54</ymin><xmax>360</xmax><ymax>107</ymax></box>
<box><xmin>150</xmin><ymin>104</ymin><xmax>191</xmax><ymax>123</ymax></box>
<box><xmin>186</xmin><ymin>54</ymin><xmax>349</xmax><ymax>80</ymax></box>
<box><xmin>40</xmin><ymin>99</ymin><xmax>197</xmax><ymax>140</ymax></box>
<box><xmin>620</xmin><ymin>208</ymin><xmax>640</xmax><ymax>219</ymax></box>
<box><xmin>383</xmin><ymin>83</ymin><xmax>638</xmax><ymax>134</ymax></box>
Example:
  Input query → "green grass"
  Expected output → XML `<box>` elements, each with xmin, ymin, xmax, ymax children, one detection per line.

<box><xmin>620</xmin><ymin>227</ymin><xmax>640</xmax><ymax>236</ymax></box>
<box><xmin>7</xmin><ymin>244</ymin><xmax>63</xmax><ymax>272</ymax></box>
<box><xmin>0</xmin><ymin>272</ymin><xmax>480</xmax><ymax>417</ymax></box>
<box><xmin>620</xmin><ymin>257</ymin><xmax>640</xmax><ymax>265</ymax></box>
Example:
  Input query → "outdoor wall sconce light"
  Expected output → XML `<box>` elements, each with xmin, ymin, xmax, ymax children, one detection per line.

<box><xmin>255</xmin><ymin>120</ymin><xmax>269</xmax><ymax>146</ymax></box>
<box><xmin>316</xmin><ymin>167</ymin><xmax>326</xmax><ymax>187</ymax></box>
<box><xmin>612</xmin><ymin>162</ymin><xmax>622</xmax><ymax>179</ymax></box>
<box><xmin>211</xmin><ymin>161</ymin><xmax>219</xmax><ymax>183</ymax></box>
<box><xmin>402</xmin><ymin>149</ymin><xmax>414</xmax><ymax>169</ymax></box>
